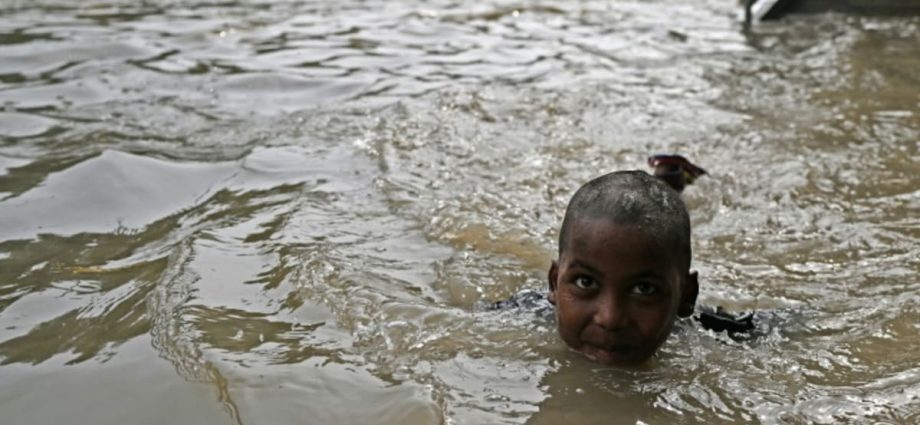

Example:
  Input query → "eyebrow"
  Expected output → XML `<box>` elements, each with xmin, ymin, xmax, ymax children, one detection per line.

<box><xmin>568</xmin><ymin>260</ymin><xmax>603</xmax><ymax>276</ymax></box>
<box><xmin>624</xmin><ymin>271</ymin><xmax>668</xmax><ymax>282</ymax></box>
<box><xmin>567</xmin><ymin>261</ymin><xmax>668</xmax><ymax>282</ymax></box>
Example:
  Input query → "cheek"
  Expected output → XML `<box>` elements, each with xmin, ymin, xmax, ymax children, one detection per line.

<box><xmin>634</xmin><ymin>304</ymin><xmax>677</xmax><ymax>340</ymax></box>
<box><xmin>554</xmin><ymin>292</ymin><xmax>590</xmax><ymax>345</ymax></box>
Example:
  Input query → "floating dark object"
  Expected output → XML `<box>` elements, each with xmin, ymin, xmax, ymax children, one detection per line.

<box><xmin>744</xmin><ymin>0</ymin><xmax>920</xmax><ymax>23</ymax></box>
<box><xmin>697</xmin><ymin>306</ymin><xmax>757</xmax><ymax>338</ymax></box>
<box><xmin>648</xmin><ymin>154</ymin><xmax>707</xmax><ymax>194</ymax></box>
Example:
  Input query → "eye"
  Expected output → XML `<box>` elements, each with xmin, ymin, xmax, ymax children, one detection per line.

<box><xmin>631</xmin><ymin>282</ymin><xmax>658</xmax><ymax>296</ymax></box>
<box><xmin>573</xmin><ymin>276</ymin><xmax>599</xmax><ymax>290</ymax></box>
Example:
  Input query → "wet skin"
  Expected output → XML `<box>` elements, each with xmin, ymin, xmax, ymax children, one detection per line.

<box><xmin>548</xmin><ymin>219</ymin><xmax>698</xmax><ymax>366</ymax></box>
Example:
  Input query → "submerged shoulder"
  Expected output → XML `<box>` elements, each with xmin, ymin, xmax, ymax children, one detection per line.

<box><xmin>485</xmin><ymin>289</ymin><xmax>554</xmax><ymax>320</ymax></box>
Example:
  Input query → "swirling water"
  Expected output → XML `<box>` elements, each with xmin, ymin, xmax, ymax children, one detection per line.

<box><xmin>0</xmin><ymin>1</ymin><xmax>918</xmax><ymax>424</ymax></box>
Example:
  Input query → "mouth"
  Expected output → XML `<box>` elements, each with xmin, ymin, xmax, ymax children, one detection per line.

<box><xmin>580</xmin><ymin>343</ymin><xmax>640</xmax><ymax>365</ymax></box>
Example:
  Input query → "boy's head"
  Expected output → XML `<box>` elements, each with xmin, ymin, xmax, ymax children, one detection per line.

<box><xmin>548</xmin><ymin>170</ymin><xmax>698</xmax><ymax>366</ymax></box>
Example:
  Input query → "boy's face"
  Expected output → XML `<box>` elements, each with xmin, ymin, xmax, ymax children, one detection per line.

<box><xmin>548</xmin><ymin>219</ymin><xmax>697</xmax><ymax>366</ymax></box>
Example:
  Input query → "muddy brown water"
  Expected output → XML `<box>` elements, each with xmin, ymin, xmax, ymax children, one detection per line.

<box><xmin>0</xmin><ymin>1</ymin><xmax>918</xmax><ymax>424</ymax></box>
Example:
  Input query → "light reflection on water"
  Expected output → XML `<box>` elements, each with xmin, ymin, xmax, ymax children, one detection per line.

<box><xmin>0</xmin><ymin>1</ymin><xmax>918</xmax><ymax>424</ymax></box>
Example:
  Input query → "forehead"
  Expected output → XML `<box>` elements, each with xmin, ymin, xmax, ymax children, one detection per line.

<box><xmin>562</xmin><ymin>218</ymin><xmax>680</xmax><ymax>273</ymax></box>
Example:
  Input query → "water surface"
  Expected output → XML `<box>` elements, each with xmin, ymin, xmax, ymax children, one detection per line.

<box><xmin>1</xmin><ymin>1</ymin><xmax>918</xmax><ymax>424</ymax></box>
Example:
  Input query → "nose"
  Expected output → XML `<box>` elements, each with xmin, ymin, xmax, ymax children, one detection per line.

<box><xmin>593</xmin><ymin>292</ymin><xmax>630</xmax><ymax>330</ymax></box>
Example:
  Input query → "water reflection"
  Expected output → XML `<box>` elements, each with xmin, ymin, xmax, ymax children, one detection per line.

<box><xmin>0</xmin><ymin>1</ymin><xmax>918</xmax><ymax>424</ymax></box>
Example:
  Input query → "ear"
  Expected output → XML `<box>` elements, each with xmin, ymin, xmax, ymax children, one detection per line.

<box><xmin>678</xmin><ymin>270</ymin><xmax>699</xmax><ymax>318</ymax></box>
<box><xmin>547</xmin><ymin>260</ymin><xmax>559</xmax><ymax>305</ymax></box>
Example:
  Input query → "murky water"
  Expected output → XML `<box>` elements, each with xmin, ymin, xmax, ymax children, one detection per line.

<box><xmin>1</xmin><ymin>1</ymin><xmax>918</xmax><ymax>424</ymax></box>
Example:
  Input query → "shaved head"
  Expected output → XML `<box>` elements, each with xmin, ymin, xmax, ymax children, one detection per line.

<box><xmin>558</xmin><ymin>170</ymin><xmax>691</xmax><ymax>270</ymax></box>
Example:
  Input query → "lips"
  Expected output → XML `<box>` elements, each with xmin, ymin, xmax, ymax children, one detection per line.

<box><xmin>580</xmin><ymin>343</ymin><xmax>640</xmax><ymax>365</ymax></box>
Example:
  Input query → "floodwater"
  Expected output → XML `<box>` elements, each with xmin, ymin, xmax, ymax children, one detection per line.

<box><xmin>0</xmin><ymin>0</ymin><xmax>918</xmax><ymax>424</ymax></box>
